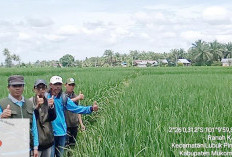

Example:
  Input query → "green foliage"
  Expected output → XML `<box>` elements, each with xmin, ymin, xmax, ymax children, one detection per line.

<box><xmin>59</xmin><ymin>54</ymin><xmax>75</xmax><ymax>67</ymax></box>
<box><xmin>2</xmin><ymin>48</ymin><xmax>21</xmax><ymax>67</ymax></box>
<box><xmin>3</xmin><ymin>48</ymin><xmax>13</xmax><ymax>67</ymax></box>
<box><xmin>177</xmin><ymin>62</ymin><xmax>183</xmax><ymax>66</ymax></box>
<box><xmin>211</xmin><ymin>61</ymin><xmax>222</xmax><ymax>66</ymax></box>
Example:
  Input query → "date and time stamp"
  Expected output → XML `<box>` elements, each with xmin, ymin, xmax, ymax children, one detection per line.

<box><xmin>168</xmin><ymin>127</ymin><xmax>232</xmax><ymax>156</ymax></box>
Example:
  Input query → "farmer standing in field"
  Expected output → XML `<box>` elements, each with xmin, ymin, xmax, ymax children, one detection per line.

<box><xmin>64</xmin><ymin>78</ymin><xmax>86</xmax><ymax>147</ymax></box>
<box><xmin>48</xmin><ymin>76</ymin><xmax>98</xmax><ymax>157</ymax></box>
<box><xmin>0</xmin><ymin>75</ymin><xmax>39</xmax><ymax>157</ymax></box>
<box><xmin>29</xmin><ymin>79</ymin><xmax>57</xmax><ymax>157</ymax></box>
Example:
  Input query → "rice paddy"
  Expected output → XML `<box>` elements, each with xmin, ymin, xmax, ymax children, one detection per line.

<box><xmin>1</xmin><ymin>66</ymin><xmax>232</xmax><ymax>156</ymax></box>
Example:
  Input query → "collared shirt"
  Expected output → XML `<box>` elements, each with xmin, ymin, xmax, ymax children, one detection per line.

<box><xmin>8</xmin><ymin>94</ymin><xmax>25</xmax><ymax>107</ymax></box>
<box><xmin>0</xmin><ymin>94</ymin><xmax>39</xmax><ymax>149</ymax></box>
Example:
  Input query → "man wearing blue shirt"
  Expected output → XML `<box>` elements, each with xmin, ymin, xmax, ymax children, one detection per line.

<box><xmin>48</xmin><ymin>76</ymin><xmax>98</xmax><ymax>157</ymax></box>
<box><xmin>0</xmin><ymin>75</ymin><xmax>39</xmax><ymax>157</ymax></box>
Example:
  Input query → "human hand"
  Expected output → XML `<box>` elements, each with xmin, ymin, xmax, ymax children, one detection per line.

<box><xmin>81</xmin><ymin>124</ymin><xmax>86</xmax><ymax>131</ymax></box>
<box><xmin>1</xmin><ymin>105</ymin><xmax>11</xmax><ymax>118</ymax></box>
<box><xmin>48</xmin><ymin>95</ymin><xmax>54</xmax><ymax>108</ymax></box>
<box><xmin>92</xmin><ymin>101</ymin><xmax>98</xmax><ymax>112</ymax></box>
<box><xmin>33</xmin><ymin>149</ymin><xmax>38</xmax><ymax>157</ymax></box>
<box><xmin>36</xmin><ymin>95</ymin><xmax>44</xmax><ymax>109</ymax></box>
<box><xmin>78</xmin><ymin>93</ymin><xmax>84</xmax><ymax>100</ymax></box>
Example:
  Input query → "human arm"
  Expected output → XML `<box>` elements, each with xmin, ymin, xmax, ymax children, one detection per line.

<box><xmin>71</xmin><ymin>93</ymin><xmax>84</xmax><ymax>103</ymax></box>
<box><xmin>48</xmin><ymin>106</ymin><xmax>56</xmax><ymax>121</ymax></box>
<box><xmin>31</xmin><ymin>113</ymin><xmax>39</xmax><ymax>156</ymax></box>
<box><xmin>78</xmin><ymin>114</ymin><xmax>85</xmax><ymax>131</ymax></box>
<box><xmin>66</xmin><ymin>98</ymin><xmax>92</xmax><ymax>114</ymax></box>
<box><xmin>66</xmin><ymin>98</ymin><xmax>98</xmax><ymax>114</ymax></box>
<box><xmin>47</xmin><ymin>96</ymin><xmax>56</xmax><ymax>121</ymax></box>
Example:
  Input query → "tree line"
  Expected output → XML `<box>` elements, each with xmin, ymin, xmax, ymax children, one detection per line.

<box><xmin>2</xmin><ymin>40</ymin><xmax>232</xmax><ymax>68</ymax></box>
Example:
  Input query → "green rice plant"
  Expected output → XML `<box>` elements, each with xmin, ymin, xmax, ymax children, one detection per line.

<box><xmin>1</xmin><ymin>66</ymin><xmax>232</xmax><ymax>156</ymax></box>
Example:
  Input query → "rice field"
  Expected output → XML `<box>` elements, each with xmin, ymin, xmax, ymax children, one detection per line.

<box><xmin>1</xmin><ymin>66</ymin><xmax>232</xmax><ymax>156</ymax></box>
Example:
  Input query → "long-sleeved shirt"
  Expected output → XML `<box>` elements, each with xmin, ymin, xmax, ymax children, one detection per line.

<box><xmin>0</xmin><ymin>94</ymin><xmax>39</xmax><ymax>149</ymax></box>
<box><xmin>47</xmin><ymin>93</ymin><xmax>92</xmax><ymax>136</ymax></box>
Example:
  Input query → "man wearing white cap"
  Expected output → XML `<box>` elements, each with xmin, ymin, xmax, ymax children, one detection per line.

<box><xmin>48</xmin><ymin>76</ymin><xmax>98</xmax><ymax>157</ymax></box>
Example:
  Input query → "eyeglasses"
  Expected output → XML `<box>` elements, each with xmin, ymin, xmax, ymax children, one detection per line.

<box><xmin>12</xmin><ymin>84</ymin><xmax>24</xmax><ymax>88</ymax></box>
<box><xmin>68</xmin><ymin>84</ymin><xmax>75</xmax><ymax>87</ymax></box>
<box><xmin>36</xmin><ymin>86</ymin><xmax>46</xmax><ymax>90</ymax></box>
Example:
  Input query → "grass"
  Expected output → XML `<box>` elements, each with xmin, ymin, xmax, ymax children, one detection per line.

<box><xmin>1</xmin><ymin>66</ymin><xmax>232</xmax><ymax>156</ymax></box>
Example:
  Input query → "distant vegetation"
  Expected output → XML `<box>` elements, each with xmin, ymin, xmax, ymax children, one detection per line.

<box><xmin>2</xmin><ymin>40</ymin><xmax>232</xmax><ymax>68</ymax></box>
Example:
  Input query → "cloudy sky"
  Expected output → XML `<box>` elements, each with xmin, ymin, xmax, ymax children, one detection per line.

<box><xmin>0</xmin><ymin>0</ymin><xmax>232</xmax><ymax>63</ymax></box>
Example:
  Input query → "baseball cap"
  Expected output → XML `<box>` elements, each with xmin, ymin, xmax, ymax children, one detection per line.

<box><xmin>8</xmin><ymin>75</ymin><xmax>25</xmax><ymax>85</ymax></box>
<box><xmin>34</xmin><ymin>79</ymin><xmax>47</xmax><ymax>87</ymax></box>
<box><xmin>66</xmin><ymin>78</ymin><xmax>75</xmax><ymax>85</ymax></box>
<box><xmin>50</xmin><ymin>76</ymin><xmax>63</xmax><ymax>84</ymax></box>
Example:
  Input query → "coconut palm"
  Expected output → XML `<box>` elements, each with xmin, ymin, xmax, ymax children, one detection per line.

<box><xmin>191</xmin><ymin>40</ymin><xmax>212</xmax><ymax>65</ymax></box>
<box><xmin>209</xmin><ymin>40</ymin><xmax>223</xmax><ymax>61</ymax></box>
<box><xmin>223</xmin><ymin>42</ymin><xmax>232</xmax><ymax>58</ymax></box>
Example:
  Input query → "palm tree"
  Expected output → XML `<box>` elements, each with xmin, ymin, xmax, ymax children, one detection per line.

<box><xmin>191</xmin><ymin>40</ymin><xmax>212</xmax><ymax>65</ymax></box>
<box><xmin>223</xmin><ymin>42</ymin><xmax>232</xmax><ymax>58</ymax></box>
<box><xmin>169</xmin><ymin>48</ymin><xmax>186</xmax><ymax>66</ymax></box>
<box><xmin>209</xmin><ymin>40</ymin><xmax>223</xmax><ymax>61</ymax></box>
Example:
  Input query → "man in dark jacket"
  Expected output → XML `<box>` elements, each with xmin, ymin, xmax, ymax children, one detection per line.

<box><xmin>0</xmin><ymin>75</ymin><xmax>39</xmax><ymax>157</ymax></box>
<box><xmin>29</xmin><ymin>79</ymin><xmax>56</xmax><ymax>157</ymax></box>
<box><xmin>64</xmin><ymin>78</ymin><xmax>85</xmax><ymax>147</ymax></box>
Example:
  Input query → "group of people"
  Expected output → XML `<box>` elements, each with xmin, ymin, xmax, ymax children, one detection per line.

<box><xmin>0</xmin><ymin>75</ymin><xmax>98</xmax><ymax>157</ymax></box>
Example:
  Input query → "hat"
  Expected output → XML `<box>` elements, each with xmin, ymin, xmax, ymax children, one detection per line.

<box><xmin>34</xmin><ymin>79</ymin><xmax>47</xmax><ymax>87</ymax></box>
<box><xmin>8</xmin><ymin>75</ymin><xmax>25</xmax><ymax>85</ymax></box>
<box><xmin>66</xmin><ymin>78</ymin><xmax>75</xmax><ymax>85</ymax></box>
<box><xmin>50</xmin><ymin>76</ymin><xmax>63</xmax><ymax>84</ymax></box>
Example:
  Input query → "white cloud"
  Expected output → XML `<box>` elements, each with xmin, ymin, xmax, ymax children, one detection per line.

<box><xmin>58</xmin><ymin>24</ymin><xmax>105</xmax><ymax>36</ymax></box>
<box><xmin>58</xmin><ymin>25</ymin><xmax>80</xmax><ymax>35</ymax></box>
<box><xmin>1</xmin><ymin>1</ymin><xmax>232</xmax><ymax>63</ymax></box>
<box><xmin>163</xmin><ymin>32</ymin><xmax>177</xmax><ymax>38</ymax></box>
<box><xmin>25</xmin><ymin>17</ymin><xmax>54</xmax><ymax>27</ymax></box>
<box><xmin>180</xmin><ymin>31</ymin><xmax>204</xmax><ymax>41</ymax></box>
<box><xmin>43</xmin><ymin>34</ymin><xmax>66</xmax><ymax>41</ymax></box>
<box><xmin>18</xmin><ymin>32</ymin><xmax>31</xmax><ymax>40</ymax></box>
<box><xmin>215</xmin><ymin>35</ymin><xmax>232</xmax><ymax>43</ymax></box>
<box><xmin>140</xmin><ymin>33</ymin><xmax>150</xmax><ymax>39</ymax></box>
<box><xmin>134</xmin><ymin>11</ymin><xmax>168</xmax><ymax>25</ymax></box>
<box><xmin>202</xmin><ymin>6</ymin><xmax>231</xmax><ymax>25</ymax></box>
<box><xmin>108</xmin><ymin>27</ymin><xmax>134</xmax><ymax>44</ymax></box>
